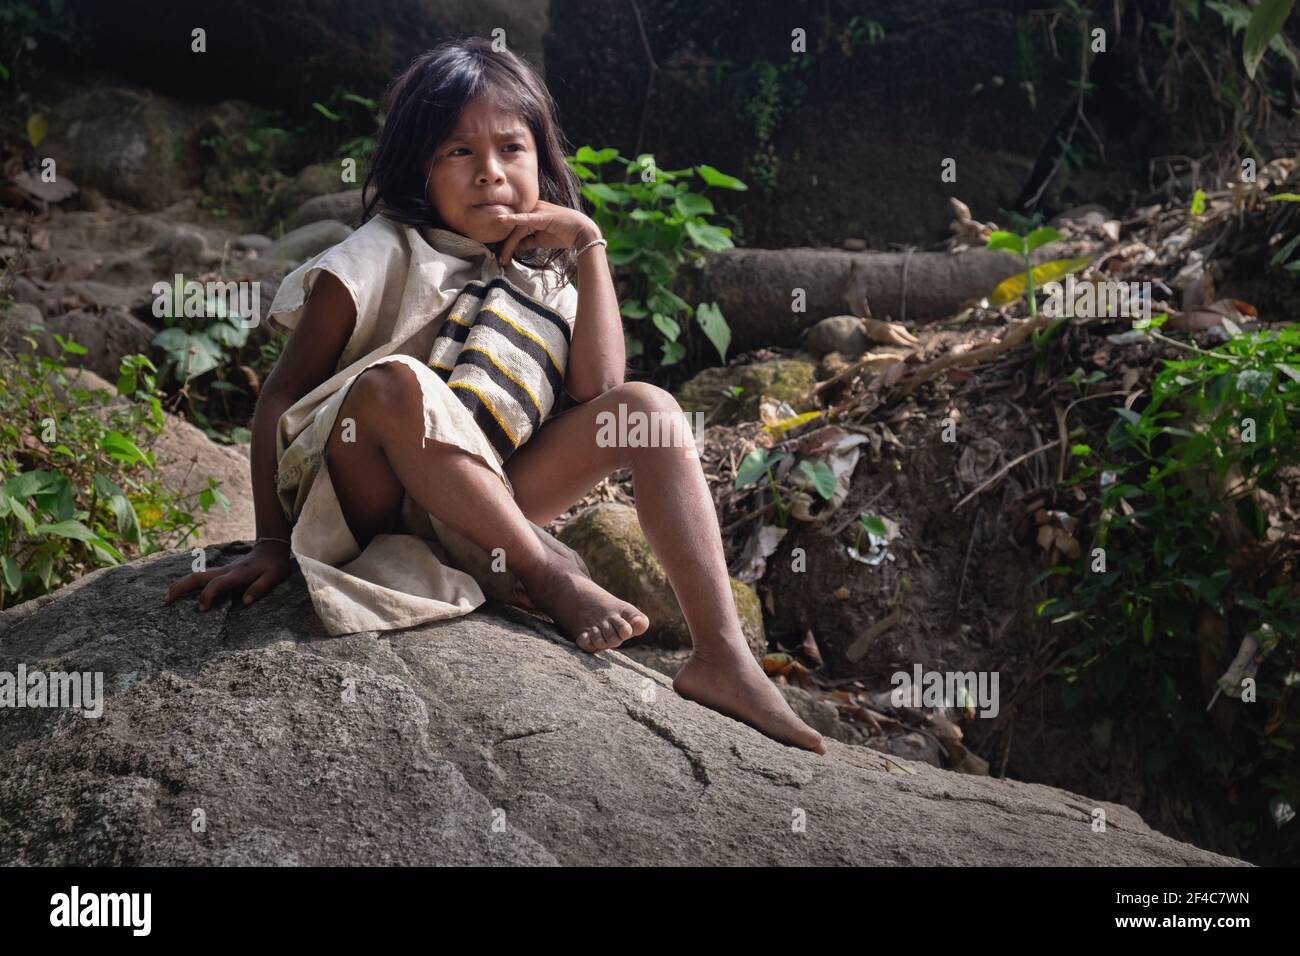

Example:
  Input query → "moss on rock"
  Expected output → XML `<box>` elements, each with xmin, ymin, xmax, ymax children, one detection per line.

<box><xmin>673</xmin><ymin>356</ymin><xmax>818</xmax><ymax>425</ymax></box>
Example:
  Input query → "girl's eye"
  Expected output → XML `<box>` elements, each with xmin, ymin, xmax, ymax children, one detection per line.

<box><xmin>449</xmin><ymin>144</ymin><xmax>525</xmax><ymax>155</ymax></box>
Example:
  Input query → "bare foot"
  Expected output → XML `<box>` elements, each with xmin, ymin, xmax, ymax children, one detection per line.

<box><xmin>517</xmin><ymin>556</ymin><xmax>650</xmax><ymax>653</ymax></box>
<box><xmin>673</xmin><ymin>642</ymin><xmax>827</xmax><ymax>754</ymax></box>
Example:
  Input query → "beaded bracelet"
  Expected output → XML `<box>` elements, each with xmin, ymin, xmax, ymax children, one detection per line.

<box><xmin>575</xmin><ymin>236</ymin><xmax>608</xmax><ymax>260</ymax></box>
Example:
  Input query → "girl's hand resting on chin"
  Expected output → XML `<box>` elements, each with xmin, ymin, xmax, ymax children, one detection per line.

<box><xmin>494</xmin><ymin>200</ymin><xmax>600</xmax><ymax>266</ymax></box>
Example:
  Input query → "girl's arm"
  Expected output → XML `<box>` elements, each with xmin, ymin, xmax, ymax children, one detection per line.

<box><xmin>165</xmin><ymin>270</ymin><xmax>357</xmax><ymax>610</ymax></box>
<box><xmin>250</xmin><ymin>270</ymin><xmax>358</xmax><ymax>542</ymax></box>
<box><xmin>563</xmin><ymin>224</ymin><xmax>625</xmax><ymax>403</ymax></box>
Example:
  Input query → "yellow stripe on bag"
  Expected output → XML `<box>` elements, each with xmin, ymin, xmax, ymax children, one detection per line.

<box><xmin>448</xmin><ymin>380</ymin><xmax>519</xmax><ymax>447</ymax></box>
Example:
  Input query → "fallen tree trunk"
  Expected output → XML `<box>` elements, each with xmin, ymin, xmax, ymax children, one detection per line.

<box><xmin>689</xmin><ymin>245</ymin><xmax>1088</xmax><ymax>356</ymax></box>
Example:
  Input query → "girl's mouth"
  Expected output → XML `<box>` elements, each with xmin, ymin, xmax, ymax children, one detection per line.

<box><xmin>474</xmin><ymin>203</ymin><xmax>512</xmax><ymax>214</ymax></box>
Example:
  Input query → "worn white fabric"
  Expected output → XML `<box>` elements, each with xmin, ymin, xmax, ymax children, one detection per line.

<box><xmin>264</xmin><ymin>213</ymin><xmax>591</xmax><ymax>636</ymax></box>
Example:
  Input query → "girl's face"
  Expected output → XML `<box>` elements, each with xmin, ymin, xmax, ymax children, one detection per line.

<box><xmin>425</xmin><ymin>96</ymin><xmax>540</xmax><ymax>245</ymax></box>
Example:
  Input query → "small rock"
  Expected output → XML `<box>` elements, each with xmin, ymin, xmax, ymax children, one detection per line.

<box><xmin>674</xmin><ymin>356</ymin><xmax>818</xmax><ymax>425</ymax></box>
<box><xmin>288</xmin><ymin>190</ymin><xmax>363</xmax><ymax>230</ymax></box>
<box><xmin>41</xmin><ymin>308</ymin><xmax>156</xmax><ymax>380</ymax></box>
<box><xmin>149</xmin><ymin>224</ymin><xmax>211</xmax><ymax>270</ymax></box>
<box><xmin>261</xmin><ymin>220</ymin><xmax>352</xmax><ymax>270</ymax></box>
<box><xmin>234</xmin><ymin>233</ymin><xmax>273</xmax><ymax>252</ymax></box>
<box><xmin>804</xmin><ymin>315</ymin><xmax>870</xmax><ymax>358</ymax></box>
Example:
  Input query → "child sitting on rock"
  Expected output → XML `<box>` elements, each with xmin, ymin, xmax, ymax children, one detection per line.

<box><xmin>164</xmin><ymin>38</ymin><xmax>825</xmax><ymax>755</ymax></box>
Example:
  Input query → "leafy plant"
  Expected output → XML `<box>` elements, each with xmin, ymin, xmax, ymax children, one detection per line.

<box><xmin>148</xmin><ymin>274</ymin><xmax>277</xmax><ymax>440</ymax></box>
<box><xmin>1264</xmin><ymin>191</ymin><xmax>1300</xmax><ymax>275</ymax></box>
<box><xmin>735</xmin><ymin>448</ymin><xmax>789</xmax><ymax>526</ymax></box>
<box><xmin>1207</xmin><ymin>0</ymin><xmax>1299</xmax><ymax>78</ymax></box>
<box><xmin>853</xmin><ymin>512</ymin><xmax>888</xmax><ymax>554</ymax></box>
<box><xmin>310</xmin><ymin>87</ymin><xmax>383</xmax><ymax>163</ymax></box>
<box><xmin>566</xmin><ymin>146</ymin><xmax>744</xmax><ymax>368</ymax></box>
<box><xmin>0</xmin><ymin>329</ymin><xmax>230</xmax><ymax>608</ymax></box>
<box><xmin>1040</xmin><ymin>315</ymin><xmax>1300</xmax><ymax>846</ymax></box>
<box><xmin>985</xmin><ymin>225</ymin><xmax>1088</xmax><ymax>316</ymax></box>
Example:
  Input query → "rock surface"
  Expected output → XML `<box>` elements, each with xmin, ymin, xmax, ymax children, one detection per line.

<box><xmin>0</xmin><ymin>544</ymin><xmax>1248</xmax><ymax>867</ymax></box>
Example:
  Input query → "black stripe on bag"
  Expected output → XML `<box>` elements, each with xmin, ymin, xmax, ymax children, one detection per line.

<box><xmin>473</xmin><ymin>311</ymin><xmax>565</xmax><ymax>397</ymax></box>
<box><xmin>481</xmin><ymin>276</ymin><xmax>572</xmax><ymax>344</ymax></box>
<box><xmin>451</xmin><ymin>387</ymin><xmax>518</xmax><ymax>463</ymax></box>
<box><xmin>455</xmin><ymin>348</ymin><xmax>544</xmax><ymax>425</ymax></box>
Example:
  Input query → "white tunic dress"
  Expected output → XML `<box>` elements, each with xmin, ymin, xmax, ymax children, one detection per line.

<box><xmin>264</xmin><ymin>214</ymin><xmax>592</xmax><ymax>636</ymax></box>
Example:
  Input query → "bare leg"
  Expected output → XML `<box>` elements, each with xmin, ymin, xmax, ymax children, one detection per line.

<box><xmin>325</xmin><ymin>362</ymin><xmax>649</xmax><ymax>645</ymax></box>
<box><xmin>504</xmin><ymin>381</ymin><xmax>826</xmax><ymax>754</ymax></box>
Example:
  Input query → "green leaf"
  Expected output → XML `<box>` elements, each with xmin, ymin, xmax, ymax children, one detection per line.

<box><xmin>695</xmin><ymin>164</ymin><xmax>747</xmax><ymax>190</ymax></box>
<box><xmin>1190</xmin><ymin>189</ymin><xmax>1206</xmax><ymax>216</ymax></box>
<box><xmin>647</xmin><ymin>285</ymin><xmax>690</xmax><ymax>316</ymax></box>
<box><xmin>312</xmin><ymin>102</ymin><xmax>342</xmax><ymax>122</ymax></box>
<box><xmin>1244</xmin><ymin>0</ymin><xmax>1296</xmax><ymax>79</ymax></box>
<box><xmin>582</xmin><ymin>183</ymin><xmax>625</xmax><ymax>205</ymax></box>
<box><xmin>208</xmin><ymin>321</ymin><xmax>249</xmax><ymax>347</ymax></box>
<box><xmin>674</xmin><ymin>193</ymin><xmax>715</xmax><ymax>218</ymax></box>
<box><xmin>33</xmin><ymin>472</ymin><xmax>75</xmax><ymax>522</ymax></box>
<box><xmin>34</xmin><ymin>519</ymin><xmax>99</xmax><ymax>543</ymax></box>
<box><xmin>151</xmin><ymin>328</ymin><xmax>223</xmax><ymax>380</ymax></box>
<box><xmin>621</xmin><ymin>299</ymin><xmax>649</xmax><ymax>320</ymax></box>
<box><xmin>798</xmin><ymin>460</ymin><xmax>838</xmax><ymax>499</ymax></box>
<box><xmin>986</xmin><ymin>231</ymin><xmax>1025</xmax><ymax>255</ymax></box>
<box><xmin>6</xmin><ymin>497</ymin><xmax>36</xmax><ymax>535</ymax></box>
<box><xmin>684</xmin><ymin>220</ymin><xmax>733</xmax><ymax>251</ymax></box>
<box><xmin>1270</xmin><ymin>231</ymin><xmax>1300</xmax><ymax>268</ymax></box>
<box><xmin>651</xmin><ymin>312</ymin><xmax>680</xmax><ymax>341</ymax></box>
<box><xmin>694</xmin><ymin>301</ymin><xmax>731</xmax><ymax>364</ymax></box>
<box><xmin>859</xmin><ymin>514</ymin><xmax>888</xmax><ymax>539</ymax></box>
<box><xmin>660</xmin><ymin>340</ymin><xmax>686</xmax><ymax>365</ymax></box>
<box><xmin>93</xmin><ymin>473</ymin><xmax>140</xmax><ymax>544</ymax></box>
<box><xmin>1265</xmin><ymin>192</ymin><xmax>1300</xmax><ymax>203</ymax></box>
<box><xmin>1025</xmin><ymin>226</ymin><xmax>1063</xmax><ymax>252</ymax></box>
<box><xmin>0</xmin><ymin>554</ymin><xmax>21</xmax><ymax>592</ymax></box>
<box><xmin>4</xmin><ymin>470</ymin><xmax>62</xmax><ymax>500</ymax></box>
<box><xmin>735</xmin><ymin>449</ymin><xmax>784</xmax><ymax>488</ymax></box>
<box><xmin>574</xmin><ymin>146</ymin><xmax>619</xmax><ymax>165</ymax></box>
<box><xmin>101</xmin><ymin>431</ymin><xmax>152</xmax><ymax>468</ymax></box>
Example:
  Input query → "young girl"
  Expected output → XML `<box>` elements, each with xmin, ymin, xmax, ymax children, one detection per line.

<box><xmin>163</xmin><ymin>38</ymin><xmax>825</xmax><ymax>755</ymax></box>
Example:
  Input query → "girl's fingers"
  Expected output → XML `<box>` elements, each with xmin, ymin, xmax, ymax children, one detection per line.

<box><xmin>241</xmin><ymin>570</ymin><xmax>277</xmax><ymax>606</ymax></box>
<box><xmin>498</xmin><ymin>221</ymin><xmax>529</xmax><ymax>264</ymax></box>
<box><xmin>164</xmin><ymin>569</ymin><xmax>220</xmax><ymax>604</ymax></box>
<box><xmin>197</xmin><ymin>568</ymin><xmax>254</xmax><ymax>612</ymax></box>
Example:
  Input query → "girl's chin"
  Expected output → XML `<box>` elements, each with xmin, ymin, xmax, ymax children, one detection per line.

<box><xmin>458</xmin><ymin>224</ymin><xmax>511</xmax><ymax>245</ymax></box>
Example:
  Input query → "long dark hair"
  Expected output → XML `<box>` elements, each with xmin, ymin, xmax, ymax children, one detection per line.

<box><xmin>360</xmin><ymin>38</ymin><xmax>582</xmax><ymax>283</ymax></box>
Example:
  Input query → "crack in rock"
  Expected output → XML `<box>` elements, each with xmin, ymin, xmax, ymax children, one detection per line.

<box><xmin>623</xmin><ymin>704</ymin><xmax>711</xmax><ymax>790</ymax></box>
<box><xmin>491</xmin><ymin>726</ymin><xmax>565</xmax><ymax>747</ymax></box>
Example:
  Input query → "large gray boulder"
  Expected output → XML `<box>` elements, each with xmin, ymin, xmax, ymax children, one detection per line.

<box><xmin>0</xmin><ymin>544</ymin><xmax>1248</xmax><ymax>866</ymax></box>
<box><xmin>41</xmin><ymin>87</ymin><xmax>198</xmax><ymax>212</ymax></box>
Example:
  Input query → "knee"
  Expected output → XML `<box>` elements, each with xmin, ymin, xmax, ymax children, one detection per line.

<box><xmin>605</xmin><ymin>380</ymin><xmax>682</xmax><ymax>417</ymax></box>
<box><xmin>598</xmin><ymin>381</ymin><xmax>698</xmax><ymax>465</ymax></box>
<box><xmin>346</xmin><ymin>362</ymin><xmax>422</xmax><ymax>413</ymax></box>
<box><xmin>335</xmin><ymin>362</ymin><xmax>422</xmax><ymax>440</ymax></box>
